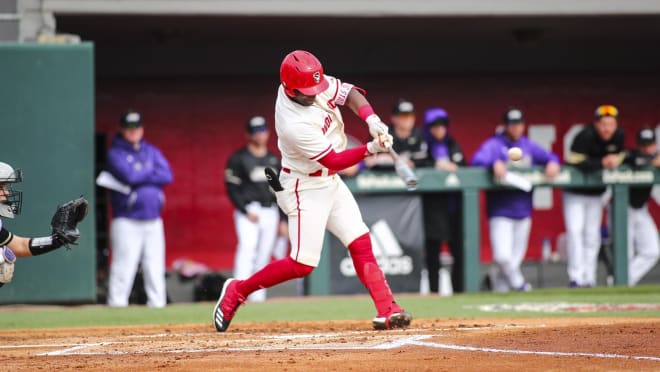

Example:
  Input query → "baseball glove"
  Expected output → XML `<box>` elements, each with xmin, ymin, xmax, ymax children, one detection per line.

<box><xmin>50</xmin><ymin>196</ymin><xmax>89</xmax><ymax>245</ymax></box>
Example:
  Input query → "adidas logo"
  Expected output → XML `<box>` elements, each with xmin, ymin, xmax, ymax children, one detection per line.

<box><xmin>340</xmin><ymin>219</ymin><xmax>414</xmax><ymax>276</ymax></box>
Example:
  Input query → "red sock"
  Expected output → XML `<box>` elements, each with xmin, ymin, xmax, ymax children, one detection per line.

<box><xmin>348</xmin><ymin>233</ymin><xmax>395</xmax><ymax>315</ymax></box>
<box><xmin>237</xmin><ymin>257</ymin><xmax>314</xmax><ymax>297</ymax></box>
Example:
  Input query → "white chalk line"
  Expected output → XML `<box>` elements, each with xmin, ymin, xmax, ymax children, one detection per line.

<box><xmin>408</xmin><ymin>340</ymin><xmax>660</xmax><ymax>362</ymax></box>
<box><xmin>12</xmin><ymin>324</ymin><xmax>658</xmax><ymax>362</ymax></box>
<box><xmin>36</xmin><ymin>343</ymin><xmax>109</xmax><ymax>356</ymax></box>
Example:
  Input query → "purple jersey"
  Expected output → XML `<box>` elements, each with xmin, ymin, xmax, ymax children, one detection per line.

<box><xmin>107</xmin><ymin>134</ymin><xmax>173</xmax><ymax>220</ymax></box>
<box><xmin>471</xmin><ymin>133</ymin><xmax>559</xmax><ymax>219</ymax></box>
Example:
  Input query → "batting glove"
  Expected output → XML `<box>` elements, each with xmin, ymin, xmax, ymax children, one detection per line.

<box><xmin>366</xmin><ymin>114</ymin><xmax>389</xmax><ymax>140</ymax></box>
<box><xmin>367</xmin><ymin>134</ymin><xmax>394</xmax><ymax>154</ymax></box>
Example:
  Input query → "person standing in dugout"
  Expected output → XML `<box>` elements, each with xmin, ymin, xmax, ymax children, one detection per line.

<box><xmin>623</xmin><ymin>127</ymin><xmax>660</xmax><ymax>286</ymax></box>
<box><xmin>224</xmin><ymin>116</ymin><xmax>282</xmax><ymax>302</ymax></box>
<box><xmin>472</xmin><ymin>108</ymin><xmax>560</xmax><ymax>292</ymax></box>
<box><xmin>563</xmin><ymin>105</ymin><xmax>624</xmax><ymax>288</ymax></box>
<box><xmin>364</xmin><ymin>99</ymin><xmax>428</xmax><ymax>170</ymax></box>
<box><xmin>213</xmin><ymin>50</ymin><xmax>412</xmax><ymax>332</ymax></box>
<box><xmin>106</xmin><ymin>111</ymin><xmax>173</xmax><ymax>308</ymax></box>
<box><xmin>421</xmin><ymin>108</ymin><xmax>467</xmax><ymax>293</ymax></box>
<box><xmin>0</xmin><ymin>161</ymin><xmax>87</xmax><ymax>288</ymax></box>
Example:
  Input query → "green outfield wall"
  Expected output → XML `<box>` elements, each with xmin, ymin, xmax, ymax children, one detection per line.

<box><xmin>0</xmin><ymin>43</ymin><xmax>96</xmax><ymax>304</ymax></box>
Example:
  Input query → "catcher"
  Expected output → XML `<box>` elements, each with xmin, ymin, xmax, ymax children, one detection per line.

<box><xmin>0</xmin><ymin>161</ymin><xmax>88</xmax><ymax>287</ymax></box>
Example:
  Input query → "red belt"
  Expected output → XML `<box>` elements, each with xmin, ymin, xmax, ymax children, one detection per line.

<box><xmin>282</xmin><ymin>167</ymin><xmax>337</xmax><ymax>177</ymax></box>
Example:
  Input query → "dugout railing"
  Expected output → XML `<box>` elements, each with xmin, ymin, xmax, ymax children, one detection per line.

<box><xmin>307</xmin><ymin>166</ymin><xmax>660</xmax><ymax>294</ymax></box>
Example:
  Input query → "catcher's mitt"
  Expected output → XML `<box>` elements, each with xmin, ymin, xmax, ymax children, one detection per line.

<box><xmin>51</xmin><ymin>196</ymin><xmax>89</xmax><ymax>245</ymax></box>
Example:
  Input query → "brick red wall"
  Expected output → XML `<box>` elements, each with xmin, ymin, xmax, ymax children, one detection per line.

<box><xmin>96</xmin><ymin>75</ymin><xmax>660</xmax><ymax>270</ymax></box>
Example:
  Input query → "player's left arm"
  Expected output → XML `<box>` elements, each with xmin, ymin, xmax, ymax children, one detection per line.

<box><xmin>5</xmin><ymin>197</ymin><xmax>88</xmax><ymax>257</ymax></box>
<box><xmin>528</xmin><ymin>141</ymin><xmax>561</xmax><ymax>179</ymax></box>
<box><xmin>4</xmin><ymin>232</ymin><xmax>66</xmax><ymax>257</ymax></box>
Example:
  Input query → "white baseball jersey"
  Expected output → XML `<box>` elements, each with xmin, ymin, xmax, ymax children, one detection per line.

<box><xmin>273</xmin><ymin>75</ymin><xmax>369</xmax><ymax>267</ymax></box>
<box><xmin>275</xmin><ymin>75</ymin><xmax>353</xmax><ymax>175</ymax></box>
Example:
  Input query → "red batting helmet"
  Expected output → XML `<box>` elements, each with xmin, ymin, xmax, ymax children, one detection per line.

<box><xmin>280</xmin><ymin>50</ymin><xmax>329</xmax><ymax>97</ymax></box>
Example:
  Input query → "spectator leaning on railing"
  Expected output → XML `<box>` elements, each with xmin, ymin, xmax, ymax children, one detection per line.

<box><xmin>471</xmin><ymin>108</ymin><xmax>560</xmax><ymax>292</ymax></box>
<box><xmin>622</xmin><ymin>127</ymin><xmax>660</xmax><ymax>286</ymax></box>
<box><xmin>563</xmin><ymin>105</ymin><xmax>624</xmax><ymax>288</ymax></box>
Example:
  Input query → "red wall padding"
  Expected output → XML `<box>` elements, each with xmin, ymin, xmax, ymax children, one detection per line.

<box><xmin>96</xmin><ymin>75</ymin><xmax>660</xmax><ymax>270</ymax></box>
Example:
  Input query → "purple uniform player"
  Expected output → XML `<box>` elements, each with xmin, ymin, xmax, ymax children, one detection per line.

<box><xmin>472</xmin><ymin>108</ymin><xmax>560</xmax><ymax>291</ymax></box>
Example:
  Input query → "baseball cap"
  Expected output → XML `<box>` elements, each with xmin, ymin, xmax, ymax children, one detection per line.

<box><xmin>637</xmin><ymin>127</ymin><xmax>656</xmax><ymax>145</ymax></box>
<box><xmin>392</xmin><ymin>99</ymin><xmax>415</xmax><ymax>115</ymax></box>
<box><xmin>503</xmin><ymin>108</ymin><xmax>524</xmax><ymax>125</ymax></box>
<box><xmin>120</xmin><ymin>111</ymin><xmax>142</xmax><ymax>129</ymax></box>
<box><xmin>424</xmin><ymin>108</ymin><xmax>449</xmax><ymax>127</ymax></box>
<box><xmin>246</xmin><ymin>115</ymin><xmax>268</xmax><ymax>134</ymax></box>
<box><xmin>594</xmin><ymin>104</ymin><xmax>618</xmax><ymax>119</ymax></box>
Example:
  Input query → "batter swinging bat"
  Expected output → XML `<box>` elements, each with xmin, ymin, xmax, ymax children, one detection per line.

<box><xmin>389</xmin><ymin>148</ymin><xmax>418</xmax><ymax>191</ymax></box>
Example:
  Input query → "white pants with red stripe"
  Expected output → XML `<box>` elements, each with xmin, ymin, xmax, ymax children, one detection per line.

<box><xmin>108</xmin><ymin>217</ymin><xmax>166</xmax><ymax>308</ymax></box>
<box><xmin>275</xmin><ymin>172</ymin><xmax>369</xmax><ymax>267</ymax></box>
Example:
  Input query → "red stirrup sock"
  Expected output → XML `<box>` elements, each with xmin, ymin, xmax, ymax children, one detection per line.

<box><xmin>237</xmin><ymin>257</ymin><xmax>314</xmax><ymax>297</ymax></box>
<box><xmin>348</xmin><ymin>233</ymin><xmax>395</xmax><ymax>314</ymax></box>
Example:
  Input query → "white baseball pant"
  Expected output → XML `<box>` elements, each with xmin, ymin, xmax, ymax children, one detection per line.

<box><xmin>275</xmin><ymin>172</ymin><xmax>369</xmax><ymax>267</ymax></box>
<box><xmin>108</xmin><ymin>217</ymin><xmax>166</xmax><ymax>308</ymax></box>
<box><xmin>563</xmin><ymin>191</ymin><xmax>604</xmax><ymax>286</ymax></box>
<box><xmin>627</xmin><ymin>204</ymin><xmax>660</xmax><ymax>286</ymax></box>
<box><xmin>489</xmin><ymin>216</ymin><xmax>531</xmax><ymax>291</ymax></box>
<box><xmin>233</xmin><ymin>203</ymin><xmax>280</xmax><ymax>302</ymax></box>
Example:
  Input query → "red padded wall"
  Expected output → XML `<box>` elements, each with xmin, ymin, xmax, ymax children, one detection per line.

<box><xmin>96</xmin><ymin>75</ymin><xmax>660</xmax><ymax>269</ymax></box>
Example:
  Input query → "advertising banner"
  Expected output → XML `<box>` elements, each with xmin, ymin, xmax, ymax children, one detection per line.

<box><xmin>328</xmin><ymin>194</ymin><xmax>424</xmax><ymax>294</ymax></box>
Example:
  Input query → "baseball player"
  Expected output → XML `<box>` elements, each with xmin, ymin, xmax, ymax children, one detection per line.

<box><xmin>564</xmin><ymin>105</ymin><xmax>624</xmax><ymax>288</ymax></box>
<box><xmin>472</xmin><ymin>108</ymin><xmax>560</xmax><ymax>292</ymax></box>
<box><xmin>0</xmin><ymin>161</ymin><xmax>86</xmax><ymax>288</ymax></box>
<box><xmin>421</xmin><ymin>108</ymin><xmax>466</xmax><ymax>293</ymax></box>
<box><xmin>213</xmin><ymin>50</ymin><xmax>411</xmax><ymax>332</ymax></box>
<box><xmin>106</xmin><ymin>111</ymin><xmax>173</xmax><ymax>308</ymax></box>
<box><xmin>225</xmin><ymin>116</ymin><xmax>282</xmax><ymax>302</ymax></box>
<box><xmin>623</xmin><ymin>127</ymin><xmax>660</xmax><ymax>286</ymax></box>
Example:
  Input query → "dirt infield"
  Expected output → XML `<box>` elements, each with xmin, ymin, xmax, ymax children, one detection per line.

<box><xmin>1</xmin><ymin>317</ymin><xmax>658</xmax><ymax>371</ymax></box>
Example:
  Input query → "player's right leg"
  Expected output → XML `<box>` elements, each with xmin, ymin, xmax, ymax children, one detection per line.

<box><xmin>213</xmin><ymin>257</ymin><xmax>313</xmax><ymax>332</ymax></box>
<box><xmin>214</xmin><ymin>182</ymin><xmax>327</xmax><ymax>332</ymax></box>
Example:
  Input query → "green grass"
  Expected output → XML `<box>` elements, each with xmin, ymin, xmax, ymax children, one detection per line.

<box><xmin>1</xmin><ymin>285</ymin><xmax>659</xmax><ymax>330</ymax></box>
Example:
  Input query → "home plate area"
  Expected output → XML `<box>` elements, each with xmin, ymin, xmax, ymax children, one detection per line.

<box><xmin>1</xmin><ymin>318</ymin><xmax>658</xmax><ymax>371</ymax></box>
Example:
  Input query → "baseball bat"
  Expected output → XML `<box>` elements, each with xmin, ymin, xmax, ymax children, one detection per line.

<box><xmin>264</xmin><ymin>167</ymin><xmax>283</xmax><ymax>192</ymax></box>
<box><xmin>389</xmin><ymin>148</ymin><xmax>418</xmax><ymax>191</ymax></box>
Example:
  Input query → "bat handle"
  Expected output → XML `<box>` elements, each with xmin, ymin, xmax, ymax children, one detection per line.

<box><xmin>388</xmin><ymin>147</ymin><xmax>400</xmax><ymax>160</ymax></box>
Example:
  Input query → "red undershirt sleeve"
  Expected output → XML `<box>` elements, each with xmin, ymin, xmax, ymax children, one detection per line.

<box><xmin>317</xmin><ymin>145</ymin><xmax>370</xmax><ymax>171</ymax></box>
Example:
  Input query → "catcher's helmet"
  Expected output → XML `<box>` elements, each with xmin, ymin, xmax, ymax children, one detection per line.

<box><xmin>0</xmin><ymin>162</ymin><xmax>23</xmax><ymax>218</ymax></box>
<box><xmin>280</xmin><ymin>50</ymin><xmax>329</xmax><ymax>98</ymax></box>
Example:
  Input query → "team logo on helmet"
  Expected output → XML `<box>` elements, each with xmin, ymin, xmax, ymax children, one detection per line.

<box><xmin>313</xmin><ymin>72</ymin><xmax>321</xmax><ymax>83</ymax></box>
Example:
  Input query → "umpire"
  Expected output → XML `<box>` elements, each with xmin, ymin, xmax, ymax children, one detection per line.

<box><xmin>225</xmin><ymin>116</ymin><xmax>281</xmax><ymax>302</ymax></box>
